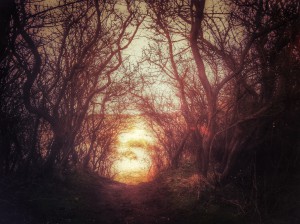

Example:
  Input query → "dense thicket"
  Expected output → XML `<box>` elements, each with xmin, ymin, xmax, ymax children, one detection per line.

<box><xmin>136</xmin><ymin>0</ymin><xmax>300</xmax><ymax>218</ymax></box>
<box><xmin>0</xmin><ymin>0</ymin><xmax>299</xmax><ymax>221</ymax></box>
<box><xmin>0</xmin><ymin>0</ymin><xmax>142</xmax><ymax>177</ymax></box>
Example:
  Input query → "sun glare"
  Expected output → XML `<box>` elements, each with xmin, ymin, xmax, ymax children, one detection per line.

<box><xmin>112</xmin><ymin>125</ymin><xmax>155</xmax><ymax>184</ymax></box>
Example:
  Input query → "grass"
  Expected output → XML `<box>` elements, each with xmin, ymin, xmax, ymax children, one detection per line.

<box><xmin>1</xmin><ymin>164</ymin><xmax>297</xmax><ymax>223</ymax></box>
<box><xmin>154</xmin><ymin>163</ymin><xmax>249</xmax><ymax>224</ymax></box>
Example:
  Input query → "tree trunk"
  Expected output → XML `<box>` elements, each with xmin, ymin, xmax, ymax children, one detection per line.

<box><xmin>193</xmin><ymin>131</ymin><xmax>204</xmax><ymax>174</ymax></box>
<box><xmin>83</xmin><ymin>133</ymin><xmax>96</xmax><ymax>170</ymax></box>
<box><xmin>171</xmin><ymin>131</ymin><xmax>190</xmax><ymax>168</ymax></box>
<box><xmin>220</xmin><ymin>126</ymin><xmax>246</xmax><ymax>184</ymax></box>
<box><xmin>190</xmin><ymin>0</ymin><xmax>218</xmax><ymax>177</ymax></box>
<box><xmin>44</xmin><ymin>133</ymin><xmax>64</xmax><ymax>174</ymax></box>
<box><xmin>201</xmin><ymin>114</ymin><xmax>216</xmax><ymax>177</ymax></box>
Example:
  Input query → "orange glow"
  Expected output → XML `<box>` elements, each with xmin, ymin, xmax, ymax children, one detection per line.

<box><xmin>112</xmin><ymin>125</ymin><xmax>155</xmax><ymax>184</ymax></box>
<box><xmin>199</xmin><ymin>125</ymin><xmax>210</xmax><ymax>136</ymax></box>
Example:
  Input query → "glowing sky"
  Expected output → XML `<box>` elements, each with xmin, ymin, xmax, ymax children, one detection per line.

<box><xmin>112</xmin><ymin>119</ymin><xmax>155</xmax><ymax>184</ymax></box>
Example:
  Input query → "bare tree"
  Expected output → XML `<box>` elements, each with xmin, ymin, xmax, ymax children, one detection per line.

<box><xmin>144</xmin><ymin>0</ymin><xmax>299</xmax><ymax>180</ymax></box>
<box><xmin>10</xmin><ymin>0</ymin><xmax>143</xmax><ymax>173</ymax></box>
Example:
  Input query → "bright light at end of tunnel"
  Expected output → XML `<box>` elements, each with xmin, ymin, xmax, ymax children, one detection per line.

<box><xmin>118</xmin><ymin>128</ymin><xmax>154</xmax><ymax>147</ymax></box>
<box><xmin>112</xmin><ymin>127</ymin><xmax>155</xmax><ymax>185</ymax></box>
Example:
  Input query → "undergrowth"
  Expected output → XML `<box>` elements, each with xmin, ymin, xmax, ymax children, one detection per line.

<box><xmin>154</xmin><ymin>163</ymin><xmax>250</xmax><ymax>224</ymax></box>
<box><xmin>0</xmin><ymin>170</ymin><xmax>115</xmax><ymax>224</ymax></box>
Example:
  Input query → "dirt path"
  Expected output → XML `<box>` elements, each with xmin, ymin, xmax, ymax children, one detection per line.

<box><xmin>1</xmin><ymin>175</ymin><xmax>176</xmax><ymax>224</ymax></box>
<box><xmin>99</xmin><ymin>181</ymin><xmax>172</xmax><ymax>224</ymax></box>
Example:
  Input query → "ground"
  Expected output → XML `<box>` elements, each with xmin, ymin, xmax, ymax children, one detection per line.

<box><xmin>1</xmin><ymin>172</ymin><xmax>177</xmax><ymax>224</ymax></box>
<box><xmin>100</xmin><ymin>181</ymin><xmax>171</xmax><ymax>223</ymax></box>
<box><xmin>1</xmin><ymin>167</ymin><xmax>292</xmax><ymax>224</ymax></box>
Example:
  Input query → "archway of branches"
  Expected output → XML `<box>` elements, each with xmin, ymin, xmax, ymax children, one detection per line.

<box><xmin>1</xmin><ymin>0</ymin><xmax>299</xmax><ymax>195</ymax></box>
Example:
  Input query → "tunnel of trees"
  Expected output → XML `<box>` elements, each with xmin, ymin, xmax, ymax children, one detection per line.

<box><xmin>0</xmin><ymin>0</ymin><xmax>299</xmax><ymax>223</ymax></box>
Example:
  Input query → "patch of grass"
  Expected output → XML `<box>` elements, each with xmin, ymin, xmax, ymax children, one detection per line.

<box><xmin>155</xmin><ymin>165</ymin><xmax>250</xmax><ymax>224</ymax></box>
